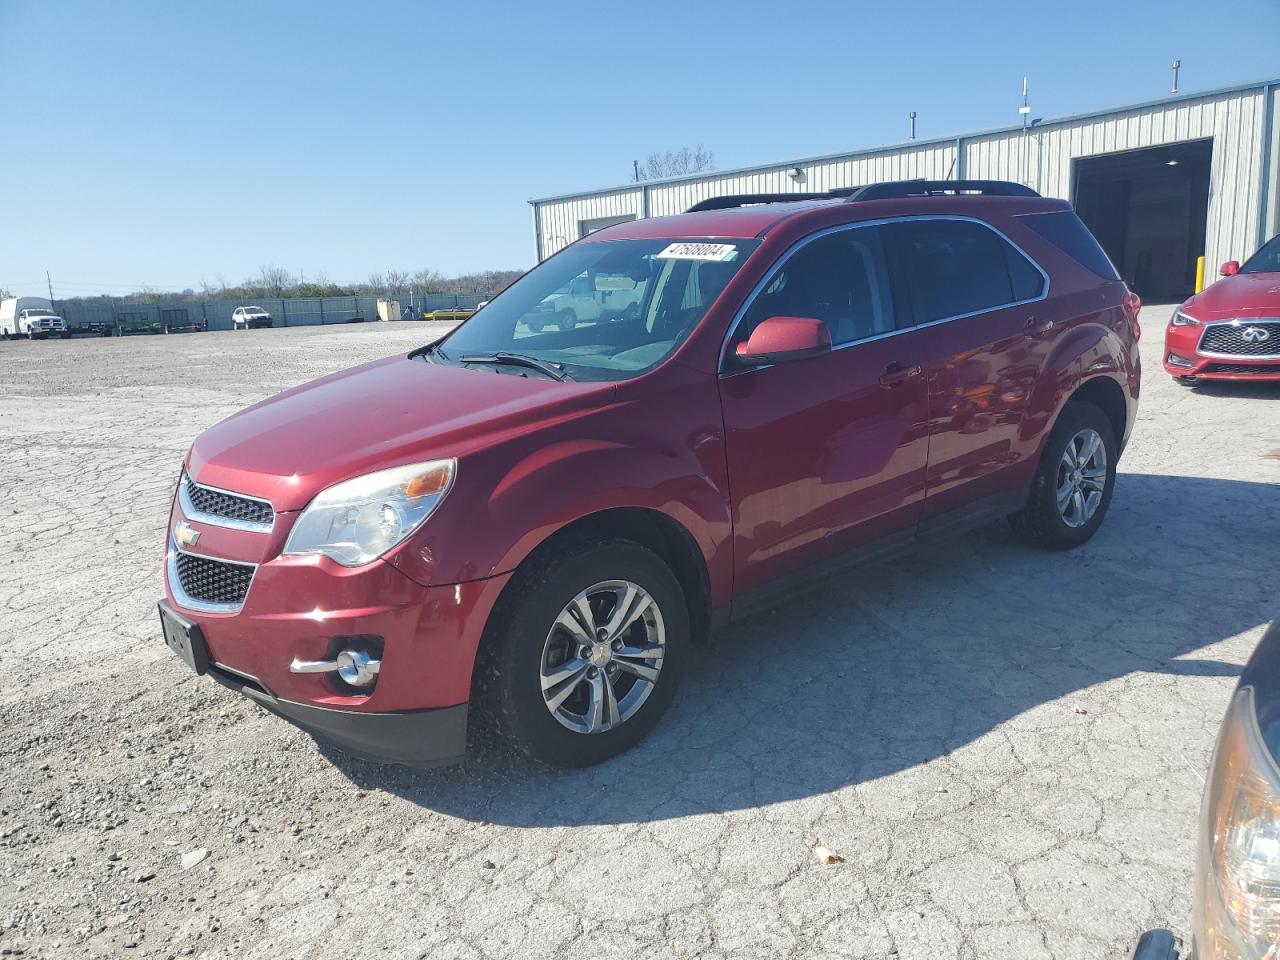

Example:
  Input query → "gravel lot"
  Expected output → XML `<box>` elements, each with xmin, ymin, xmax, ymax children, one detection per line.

<box><xmin>1</xmin><ymin>306</ymin><xmax>1277</xmax><ymax>960</ymax></box>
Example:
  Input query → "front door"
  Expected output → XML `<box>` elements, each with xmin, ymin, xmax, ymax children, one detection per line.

<box><xmin>719</xmin><ymin>224</ymin><xmax>931</xmax><ymax>596</ymax></box>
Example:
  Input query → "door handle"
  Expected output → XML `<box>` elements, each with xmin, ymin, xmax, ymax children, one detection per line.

<box><xmin>1024</xmin><ymin>316</ymin><xmax>1054</xmax><ymax>338</ymax></box>
<box><xmin>878</xmin><ymin>363</ymin><xmax>922</xmax><ymax>388</ymax></box>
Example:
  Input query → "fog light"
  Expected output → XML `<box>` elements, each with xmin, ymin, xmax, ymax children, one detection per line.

<box><xmin>336</xmin><ymin>649</ymin><xmax>380</xmax><ymax>688</ymax></box>
<box><xmin>1168</xmin><ymin>353</ymin><xmax>1195</xmax><ymax>368</ymax></box>
<box><xmin>289</xmin><ymin>644</ymin><xmax>381</xmax><ymax>690</ymax></box>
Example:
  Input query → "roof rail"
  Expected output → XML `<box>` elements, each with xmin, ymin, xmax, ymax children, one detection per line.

<box><xmin>846</xmin><ymin>179</ymin><xmax>1040</xmax><ymax>201</ymax></box>
<box><xmin>685</xmin><ymin>189</ymin><xmax>856</xmax><ymax>212</ymax></box>
<box><xmin>684</xmin><ymin>179</ymin><xmax>1039</xmax><ymax>213</ymax></box>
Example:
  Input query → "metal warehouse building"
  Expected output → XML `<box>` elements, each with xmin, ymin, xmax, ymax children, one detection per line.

<box><xmin>531</xmin><ymin>78</ymin><xmax>1280</xmax><ymax>301</ymax></box>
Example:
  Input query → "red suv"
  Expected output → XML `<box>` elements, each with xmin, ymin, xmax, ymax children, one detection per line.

<box><xmin>158</xmin><ymin>180</ymin><xmax>1141</xmax><ymax>768</ymax></box>
<box><xmin>1164</xmin><ymin>233</ymin><xmax>1280</xmax><ymax>384</ymax></box>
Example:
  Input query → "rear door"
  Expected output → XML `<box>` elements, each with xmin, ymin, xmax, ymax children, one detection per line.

<box><xmin>884</xmin><ymin>218</ymin><xmax>1052</xmax><ymax>523</ymax></box>
<box><xmin>719</xmin><ymin>223</ymin><xmax>932</xmax><ymax>595</ymax></box>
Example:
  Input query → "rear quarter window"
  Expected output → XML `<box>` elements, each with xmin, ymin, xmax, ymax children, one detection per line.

<box><xmin>1018</xmin><ymin>210</ymin><xmax>1120</xmax><ymax>281</ymax></box>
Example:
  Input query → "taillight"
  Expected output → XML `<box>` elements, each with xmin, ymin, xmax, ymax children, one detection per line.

<box><xmin>1123</xmin><ymin>288</ymin><xmax>1142</xmax><ymax>341</ymax></box>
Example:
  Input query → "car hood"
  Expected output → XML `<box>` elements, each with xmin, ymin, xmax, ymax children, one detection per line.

<box><xmin>1183</xmin><ymin>272</ymin><xmax>1280</xmax><ymax>320</ymax></box>
<box><xmin>187</xmin><ymin>354</ymin><xmax>615</xmax><ymax>511</ymax></box>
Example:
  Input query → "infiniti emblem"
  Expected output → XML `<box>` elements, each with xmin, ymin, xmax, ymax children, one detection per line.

<box><xmin>1242</xmin><ymin>326</ymin><xmax>1271</xmax><ymax>344</ymax></box>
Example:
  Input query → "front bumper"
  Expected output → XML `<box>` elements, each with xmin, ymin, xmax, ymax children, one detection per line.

<box><xmin>1131</xmin><ymin>929</ymin><xmax>1182</xmax><ymax>960</ymax></box>
<box><xmin>204</xmin><ymin>656</ymin><xmax>468</xmax><ymax>768</ymax></box>
<box><xmin>162</xmin><ymin>498</ymin><xmax>511</xmax><ymax>766</ymax></box>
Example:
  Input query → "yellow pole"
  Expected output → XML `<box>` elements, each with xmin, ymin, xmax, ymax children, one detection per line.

<box><xmin>1195</xmin><ymin>256</ymin><xmax>1206</xmax><ymax>293</ymax></box>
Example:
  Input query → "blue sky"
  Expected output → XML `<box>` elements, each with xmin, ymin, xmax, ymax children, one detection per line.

<box><xmin>2</xmin><ymin>0</ymin><xmax>1277</xmax><ymax>298</ymax></box>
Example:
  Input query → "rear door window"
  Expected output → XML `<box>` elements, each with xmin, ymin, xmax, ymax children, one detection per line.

<box><xmin>889</xmin><ymin>219</ymin><xmax>1030</xmax><ymax>324</ymax></box>
<box><xmin>1003</xmin><ymin>242</ymin><xmax>1047</xmax><ymax>301</ymax></box>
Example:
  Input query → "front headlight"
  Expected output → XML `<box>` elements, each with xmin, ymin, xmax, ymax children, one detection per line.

<box><xmin>283</xmin><ymin>459</ymin><xmax>455</xmax><ymax>567</ymax></box>
<box><xmin>1171</xmin><ymin>309</ymin><xmax>1201</xmax><ymax>327</ymax></box>
<box><xmin>1196</xmin><ymin>687</ymin><xmax>1280</xmax><ymax>958</ymax></box>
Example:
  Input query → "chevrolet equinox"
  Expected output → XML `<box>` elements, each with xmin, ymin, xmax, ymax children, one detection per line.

<box><xmin>159</xmin><ymin>180</ymin><xmax>1142</xmax><ymax>768</ymax></box>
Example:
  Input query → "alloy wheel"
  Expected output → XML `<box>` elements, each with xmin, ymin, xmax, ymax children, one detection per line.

<box><xmin>1056</xmin><ymin>427</ymin><xmax>1107</xmax><ymax>528</ymax></box>
<box><xmin>539</xmin><ymin>579</ymin><xmax>666</xmax><ymax>735</ymax></box>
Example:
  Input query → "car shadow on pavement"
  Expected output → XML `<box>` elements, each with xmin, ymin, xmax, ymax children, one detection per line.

<box><xmin>323</xmin><ymin>472</ymin><xmax>1276</xmax><ymax>827</ymax></box>
<box><xmin>1185</xmin><ymin>381</ymin><xmax>1280</xmax><ymax>400</ymax></box>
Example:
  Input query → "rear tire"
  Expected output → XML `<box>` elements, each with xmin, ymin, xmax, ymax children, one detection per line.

<box><xmin>556</xmin><ymin>309</ymin><xmax>577</xmax><ymax>332</ymax></box>
<box><xmin>474</xmin><ymin>537</ymin><xmax>688</xmax><ymax>767</ymax></box>
<box><xmin>1009</xmin><ymin>401</ymin><xmax>1118</xmax><ymax>550</ymax></box>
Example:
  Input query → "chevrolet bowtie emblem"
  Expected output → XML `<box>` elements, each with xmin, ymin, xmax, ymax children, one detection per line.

<box><xmin>174</xmin><ymin>520</ymin><xmax>201</xmax><ymax>548</ymax></box>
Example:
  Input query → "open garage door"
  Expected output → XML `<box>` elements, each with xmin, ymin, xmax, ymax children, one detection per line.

<box><xmin>1073</xmin><ymin>139</ymin><xmax>1212</xmax><ymax>302</ymax></box>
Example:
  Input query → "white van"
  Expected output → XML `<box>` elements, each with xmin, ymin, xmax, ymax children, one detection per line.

<box><xmin>0</xmin><ymin>297</ymin><xmax>69</xmax><ymax>340</ymax></box>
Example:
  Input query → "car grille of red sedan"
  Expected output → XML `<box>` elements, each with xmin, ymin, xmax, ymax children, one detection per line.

<box><xmin>1202</xmin><ymin>363</ymin><xmax>1280</xmax><ymax>375</ymax></box>
<box><xmin>1199</xmin><ymin>320</ymin><xmax>1280</xmax><ymax>357</ymax></box>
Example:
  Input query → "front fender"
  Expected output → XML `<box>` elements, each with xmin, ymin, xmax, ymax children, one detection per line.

<box><xmin>385</xmin><ymin>376</ymin><xmax>733</xmax><ymax>605</ymax></box>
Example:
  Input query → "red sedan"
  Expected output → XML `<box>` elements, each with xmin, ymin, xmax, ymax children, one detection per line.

<box><xmin>1164</xmin><ymin>234</ymin><xmax>1280</xmax><ymax>383</ymax></box>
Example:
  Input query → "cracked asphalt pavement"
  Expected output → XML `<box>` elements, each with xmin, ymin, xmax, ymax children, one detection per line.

<box><xmin>1</xmin><ymin>306</ymin><xmax>1277</xmax><ymax>959</ymax></box>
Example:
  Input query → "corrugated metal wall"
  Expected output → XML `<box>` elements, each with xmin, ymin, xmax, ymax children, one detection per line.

<box><xmin>533</xmin><ymin>81</ymin><xmax>1280</xmax><ymax>270</ymax></box>
<box><xmin>963</xmin><ymin>86</ymin><xmax>1269</xmax><ymax>267</ymax></box>
<box><xmin>644</xmin><ymin>142</ymin><xmax>955</xmax><ymax>218</ymax></box>
<box><xmin>536</xmin><ymin>188</ymin><xmax>646</xmax><ymax>257</ymax></box>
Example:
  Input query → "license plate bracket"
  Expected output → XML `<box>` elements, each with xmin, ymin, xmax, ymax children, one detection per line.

<box><xmin>158</xmin><ymin>602</ymin><xmax>210</xmax><ymax>675</ymax></box>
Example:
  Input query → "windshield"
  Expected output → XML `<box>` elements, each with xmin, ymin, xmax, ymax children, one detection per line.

<box><xmin>1241</xmin><ymin>235</ymin><xmax>1280</xmax><ymax>275</ymax></box>
<box><xmin>26</xmin><ymin>310</ymin><xmax>56</xmax><ymax>317</ymax></box>
<box><xmin>436</xmin><ymin>238</ymin><xmax>759</xmax><ymax>380</ymax></box>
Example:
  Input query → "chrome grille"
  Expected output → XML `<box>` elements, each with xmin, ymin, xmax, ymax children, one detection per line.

<box><xmin>181</xmin><ymin>473</ymin><xmax>274</xmax><ymax>530</ymax></box>
<box><xmin>1198</xmin><ymin>320</ymin><xmax>1280</xmax><ymax>358</ymax></box>
<box><xmin>173</xmin><ymin>549</ymin><xmax>255</xmax><ymax>608</ymax></box>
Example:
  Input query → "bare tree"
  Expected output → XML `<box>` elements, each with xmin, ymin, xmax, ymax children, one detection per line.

<box><xmin>411</xmin><ymin>268</ymin><xmax>445</xmax><ymax>292</ymax></box>
<box><xmin>258</xmin><ymin>265</ymin><xmax>293</xmax><ymax>298</ymax></box>
<box><xmin>385</xmin><ymin>270</ymin><xmax>411</xmax><ymax>296</ymax></box>
<box><xmin>0</xmin><ymin>286</ymin><xmax>12</xmax><ymax>300</ymax></box>
<box><xmin>633</xmin><ymin>145</ymin><xmax>714</xmax><ymax>181</ymax></box>
<box><xmin>199</xmin><ymin>276</ymin><xmax>228</xmax><ymax>299</ymax></box>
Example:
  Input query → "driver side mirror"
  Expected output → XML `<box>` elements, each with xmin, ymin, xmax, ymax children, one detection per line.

<box><xmin>1220</xmin><ymin>260</ymin><xmax>1240</xmax><ymax>277</ymax></box>
<box><xmin>735</xmin><ymin>316</ymin><xmax>831</xmax><ymax>366</ymax></box>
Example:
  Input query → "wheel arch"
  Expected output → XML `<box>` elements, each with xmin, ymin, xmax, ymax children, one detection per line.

<box><xmin>490</xmin><ymin>506</ymin><xmax>713</xmax><ymax>646</ymax></box>
<box><xmin>1066</xmin><ymin>375</ymin><xmax>1128</xmax><ymax>448</ymax></box>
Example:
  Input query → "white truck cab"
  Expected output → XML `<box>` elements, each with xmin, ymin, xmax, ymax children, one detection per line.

<box><xmin>1</xmin><ymin>297</ymin><xmax>69</xmax><ymax>340</ymax></box>
<box><xmin>529</xmin><ymin>272</ymin><xmax>643</xmax><ymax>332</ymax></box>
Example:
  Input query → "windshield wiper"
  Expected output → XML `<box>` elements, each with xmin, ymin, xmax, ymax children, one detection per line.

<box><xmin>458</xmin><ymin>352</ymin><xmax>569</xmax><ymax>381</ymax></box>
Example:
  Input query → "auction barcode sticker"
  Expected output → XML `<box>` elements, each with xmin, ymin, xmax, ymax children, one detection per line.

<box><xmin>655</xmin><ymin>242</ymin><xmax>739</xmax><ymax>262</ymax></box>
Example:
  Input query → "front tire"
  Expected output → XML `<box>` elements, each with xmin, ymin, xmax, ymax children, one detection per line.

<box><xmin>474</xmin><ymin>538</ymin><xmax>688</xmax><ymax>767</ymax></box>
<box><xmin>1010</xmin><ymin>401</ymin><xmax>1118</xmax><ymax>550</ymax></box>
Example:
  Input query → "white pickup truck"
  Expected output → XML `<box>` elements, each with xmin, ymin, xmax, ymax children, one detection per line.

<box><xmin>528</xmin><ymin>273</ymin><xmax>643</xmax><ymax>332</ymax></box>
<box><xmin>1</xmin><ymin>297</ymin><xmax>70</xmax><ymax>340</ymax></box>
